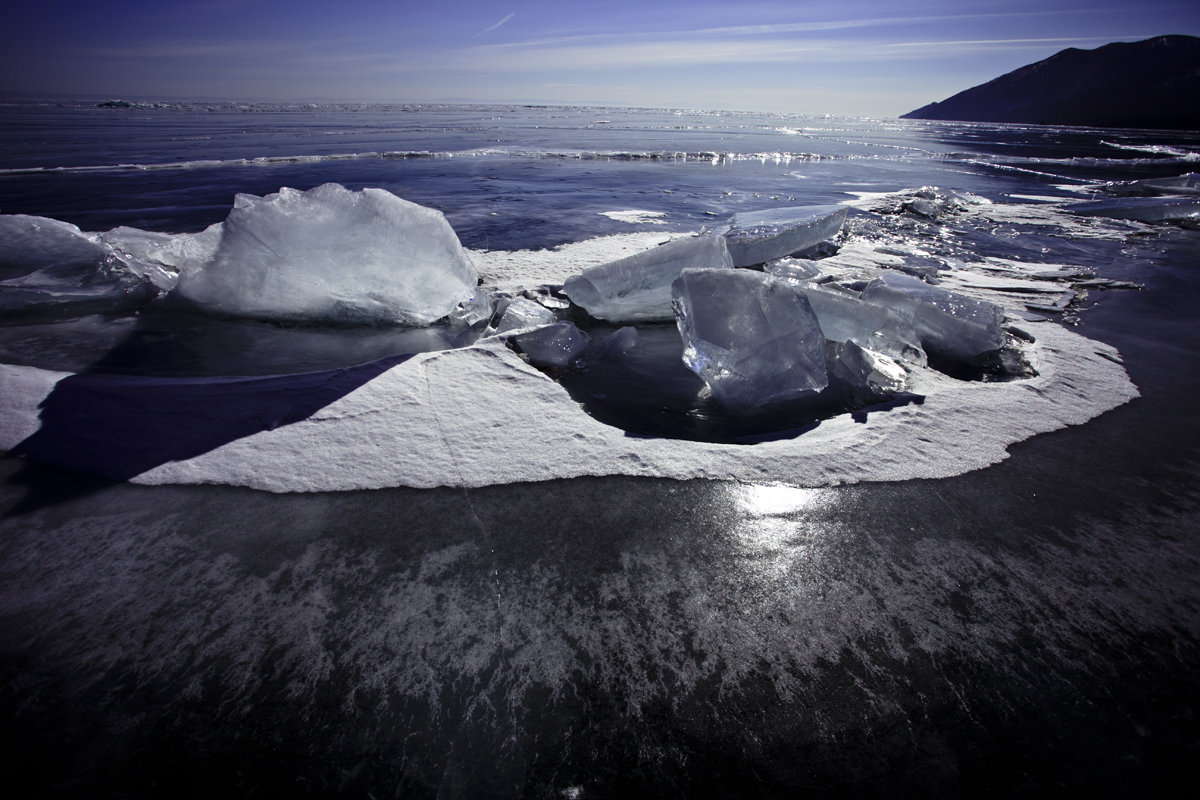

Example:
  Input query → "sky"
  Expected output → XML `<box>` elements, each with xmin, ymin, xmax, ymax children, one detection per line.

<box><xmin>2</xmin><ymin>0</ymin><xmax>1198</xmax><ymax>116</ymax></box>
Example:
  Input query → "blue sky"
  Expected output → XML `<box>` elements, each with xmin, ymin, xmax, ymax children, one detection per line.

<box><xmin>3</xmin><ymin>0</ymin><xmax>1197</xmax><ymax>115</ymax></box>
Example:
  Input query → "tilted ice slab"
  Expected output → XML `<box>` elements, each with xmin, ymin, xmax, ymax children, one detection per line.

<box><xmin>860</xmin><ymin>272</ymin><xmax>1006</xmax><ymax>363</ymax></box>
<box><xmin>0</xmin><ymin>322</ymin><xmax>1137</xmax><ymax>492</ymax></box>
<box><xmin>672</xmin><ymin>268</ymin><xmax>828</xmax><ymax>413</ymax></box>
<box><xmin>174</xmin><ymin>183</ymin><xmax>478</xmax><ymax>325</ymax></box>
<box><xmin>562</xmin><ymin>234</ymin><xmax>731</xmax><ymax>322</ymax></box>
<box><xmin>722</xmin><ymin>205</ymin><xmax>848</xmax><ymax>267</ymax></box>
<box><xmin>782</xmin><ymin>282</ymin><xmax>927</xmax><ymax>367</ymax></box>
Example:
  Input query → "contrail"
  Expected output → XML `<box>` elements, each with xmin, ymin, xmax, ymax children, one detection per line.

<box><xmin>475</xmin><ymin>12</ymin><xmax>515</xmax><ymax>39</ymax></box>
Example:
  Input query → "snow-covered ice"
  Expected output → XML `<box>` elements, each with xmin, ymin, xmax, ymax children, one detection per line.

<box><xmin>174</xmin><ymin>184</ymin><xmax>478</xmax><ymax>325</ymax></box>
<box><xmin>672</xmin><ymin>268</ymin><xmax>828</xmax><ymax>413</ymax></box>
<box><xmin>722</xmin><ymin>205</ymin><xmax>848</xmax><ymax>267</ymax></box>
<box><xmin>562</xmin><ymin>234</ymin><xmax>731</xmax><ymax>322</ymax></box>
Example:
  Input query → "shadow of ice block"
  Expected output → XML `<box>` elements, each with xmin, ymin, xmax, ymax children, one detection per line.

<box><xmin>563</xmin><ymin>234</ymin><xmax>732</xmax><ymax>322</ymax></box>
<box><xmin>671</xmin><ymin>268</ymin><xmax>827</xmax><ymax>414</ymax></box>
<box><xmin>722</xmin><ymin>205</ymin><xmax>848</xmax><ymax>267</ymax></box>
<box><xmin>860</xmin><ymin>272</ymin><xmax>1005</xmax><ymax>363</ymax></box>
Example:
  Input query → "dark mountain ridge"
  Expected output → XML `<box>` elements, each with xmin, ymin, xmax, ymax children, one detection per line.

<box><xmin>901</xmin><ymin>35</ymin><xmax>1200</xmax><ymax>130</ymax></box>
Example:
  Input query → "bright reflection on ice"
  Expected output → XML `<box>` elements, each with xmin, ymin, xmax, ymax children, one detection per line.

<box><xmin>735</xmin><ymin>482</ymin><xmax>822</xmax><ymax>518</ymax></box>
<box><xmin>723</xmin><ymin>482</ymin><xmax>834</xmax><ymax>585</ymax></box>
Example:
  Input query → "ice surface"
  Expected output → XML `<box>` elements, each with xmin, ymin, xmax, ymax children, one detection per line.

<box><xmin>1102</xmin><ymin>172</ymin><xmax>1200</xmax><ymax>196</ymax></box>
<box><xmin>672</xmin><ymin>268</ymin><xmax>828</xmax><ymax>413</ymax></box>
<box><xmin>174</xmin><ymin>184</ymin><xmax>478</xmax><ymax>325</ymax></box>
<box><xmin>0</xmin><ymin>215</ymin><xmax>107</xmax><ymax>280</ymax></box>
<box><xmin>1065</xmin><ymin>196</ymin><xmax>1200</xmax><ymax>223</ymax></box>
<box><xmin>763</xmin><ymin>257</ymin><xmax>822</xmax><ymax>281</ymax></box>
<box><xmin>511</xmin><ymin>322</ymin><xmax>590</xmax><ymax>368</ymax></box>
<box><xmin>494</xmin><ymin>297</ymin><xmax>557</xmax><ymax>333</ymax></box>
<box><xmin>722</xmin><ymin>205</ymin><xmax>848</xmax><ymax>267</ymax></box>
<box><xmin>788</xmin><ymin>283</ymin><xmax>927</xmax><ymax>367</ymax></box>
<box><xmin>562</xmin><ymin>234</ymin><xmax>731</xmax><ymax>322</ymax></box>
<box><xmin>860</xmin><ymin>272</ymin><xmax>1006</xmax><ymax>363</ymax></box>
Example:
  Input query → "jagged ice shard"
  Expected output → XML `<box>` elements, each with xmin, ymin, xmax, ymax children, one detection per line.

<box><xmin>173</xmin><ymin>183</ymin><xmax>478</xmax><ymax>325</ymax></box>
<box><xmin>860</xmin><ymin>272</ymin><xmax>1005</xmax><ymax>363</ymax></box>
<box><xmin>722</xmin><ymin>205</ymin><xmax>848</xmax><ymax>267</ymax></box>
<box><xmin>562</xmin><ymin>234</ymin><xmax>732</xmax><ymax>322</ymax></box>
<box><xmin>672</xmin><ymin>268</ymin><xmax>828</xmax><ymax>414</ymax></box>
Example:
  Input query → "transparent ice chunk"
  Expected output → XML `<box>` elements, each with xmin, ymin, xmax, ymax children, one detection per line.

<box><xmin>763</xmin><ymin>257</ymin><xmax>823</xmax><ymax>281</ymax></box>
<box><xmin>495</xmin><ymin>297</ymin><xmax>557</xmax><ymax>333</ymax></box>
<box><xmin>0</xmin><ymin>215</ymin><xmax>108</xmax><ymax>280</ymax></box>
<box><xmin>511</xmin><ymin>322</ymin><xmax>590</xmax><ymax>368</ymax></box>
<box><xmin>173</xmin><ymin>183</ymin><xmax>478</xmax><ymax>325</ymax></box>
<box><xmin>722</xmin><ymin>205</ymin><xmax>848</xmax><ymax>267</ymax></box>
<box><xmin>671</xmin><ymin>268</ymin><xmax>828</xmax><ymax>414</ymax></box>
<box><xmin>860</xmin><ymin>272</ymin><xmax>1005</xmax><ymax>362</ymax></box>
<box><xmin>793</xmin><ymin>283</ymin><xmax>927</xmax><ymax>367</ymax></box>
<box><xmin>563</xmin><ymin>234</ymin><xmax>732</xmax><ymax>322</ymax></box>
<box><xmin>828</xmin><ymin>340</ymin><xmax>908</xmax><ymax>401</ymax></box>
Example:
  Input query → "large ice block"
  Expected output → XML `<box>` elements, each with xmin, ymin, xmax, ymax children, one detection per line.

<box><xmin>174</xmin><ymin>183</ymin><xmax>478</xmax><ymax>325</ymax></box>
<box><xmin>722</xmin><ymin>205</ymin><xmax>848</xmax><ymax>267</ymax></box>
<box><xmin>563</xmin><ymin>234</ymin><xmax>732</xmax><ymax>323</ymax></box>
<box><xmin>860</xmin><ymin>272</ymin><xmax>1005</xmax><ymax>362</ymax></box>
<box><xmin>0</xmin><ymin>215</ymin><xmax>108</xmax><ymax>280</ymax></box>
<box><xmin>793</xmin><ymin>284</ymin><xmax>927</xmax><ymax>367</ymax></box>
<box><xmin>671</xmin><ymin>268</ymin><xmax>828</xmax><ymax>414</ymax></box>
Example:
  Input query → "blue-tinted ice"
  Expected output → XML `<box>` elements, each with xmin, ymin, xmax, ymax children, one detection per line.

<box><xmin>672</xmin><ymin>268</ymin><xmax>828</xmax><ymax>414</ymax></box>
<box><xmin>722</xmin><ymin>205</ymin><xmax>848</xmax><ymax>267</ymax></box>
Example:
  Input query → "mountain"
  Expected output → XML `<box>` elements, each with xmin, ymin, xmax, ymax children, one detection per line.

<box><xmin>901</xmin><ymin>35</ymin><xmax>1200</xmax><ymax>130</ymax></box>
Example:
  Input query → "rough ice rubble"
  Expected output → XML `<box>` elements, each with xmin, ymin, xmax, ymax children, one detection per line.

<box><xmin>174</xmin><ymin>184</ymin><xmax>478</xmax><ymax>325</ymax></box>
<box><xmin>562</xmin><ymin>234</ymin><xmax>732</xmax><ymax>322</ymax></box>
<box><xmin>672</xmin><ymin>268</ymin><xmax>828</xmax><ymax>413</ymax></box>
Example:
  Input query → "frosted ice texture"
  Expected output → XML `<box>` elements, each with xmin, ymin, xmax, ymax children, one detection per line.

<box><xmin>511</xmin><ymin>322</ymin><xmax>590</xmax><ymax>368</ymax></box>
<box><xmin>672</xmin><ymin>268</ymin><xmax>828</xmax><ymax>414</ymax></box>
<box><xmin>495</xmin><ymin>297</ymin><xmax>557</xmax><ymax>333</ymax></box>
<box><xmin>723</xmin><ymin>205</ymin><xmax>848</xmax><ymax>267</ymax></box>
<box><xmin>860</xmin><ymin>272</ymin><xmax>1005</xmax><ymax>362</ymax></box>
<box><xmin>562</xmin><ymin>234</ymin><xmax>732</xmax><ymax>322</ymax></box>
<box><xmin>174</xmin><ymin>183</ymin><xmax>478</xmax><ymax>325</ymax></box>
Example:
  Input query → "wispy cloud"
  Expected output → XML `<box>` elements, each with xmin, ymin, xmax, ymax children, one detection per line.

<box><xmin>475</xmin><ymin>12</ymin><xmax>515</xmax><ymax>39</ymax></box>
